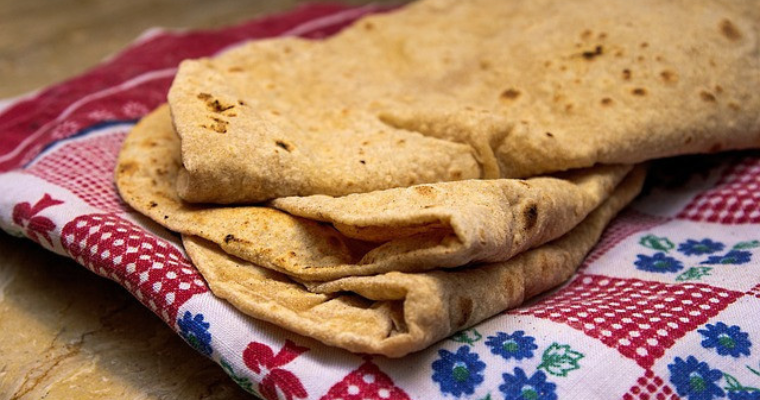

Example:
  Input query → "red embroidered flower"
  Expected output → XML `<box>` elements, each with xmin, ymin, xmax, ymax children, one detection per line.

<box><xmin>12</xmin><ymin>194</ymin><xmax>64</xmax><ymax>247</ymax></box>
<box><xmin>243</xmin><ymin>340</ymin><xmax>309</xmax><ymax>400</ymax></box>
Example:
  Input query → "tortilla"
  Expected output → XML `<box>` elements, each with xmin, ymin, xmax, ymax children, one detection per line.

<box><xmin>182</xmin><ymin>166</ymin><xmax>645</xmax><ymax>357</ymax></box>
<box><xmin>116</xmin><ymin>105</ymin><xmax>632</xmax><ymax>280</ymax></box>
<box><xmin>169</xmin><ymin>0</ymin><xmax>759</xmax><ymax>203</ymax></box>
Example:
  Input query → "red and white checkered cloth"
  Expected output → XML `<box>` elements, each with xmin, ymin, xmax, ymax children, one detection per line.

<box><xmin>1</xmin><ymin>4</ymin><xmax>759</xmax><ymax>399</ymax></box>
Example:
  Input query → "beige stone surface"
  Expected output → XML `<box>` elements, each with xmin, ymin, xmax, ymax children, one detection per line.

<box><xmin>0</xmin><ymin>0</ymin><xmax>405</xmax><ymax>99</ymax></box>
<box><xmin>0</xmin><ymin>232</ymin><xmax>251</xmax><ymax>399</ymax></box>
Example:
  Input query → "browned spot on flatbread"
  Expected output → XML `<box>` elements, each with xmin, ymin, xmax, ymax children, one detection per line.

<box><xmin>118</xmin><ymin>161</ymin><xmax>138</xmax><ymax>176</ymax></box>
<box><xmin>523</xmin><ymin>203</ymin><xmax>539</xmax><ymax>231</ymax></box>
<box><xmin>622</xmin><ymin>69</ymin><xmax>632</xmax><ymax>80</ymax></box>
<box><xmin>456</xmin><ymin>297</ymin><xmax>473</xmax><ymax>327</ymax></box>
<box><xmin>710</xmin><ymin>143</ymin><xmax>723</xmax><ymax>152</ymax></box>
<box><xmin>700</xmin><ymin>91</ymin><xmax>717</xmax><ymax>102</ymax></box>
<box><xmin>631</xmin><ymin>88</ymin><xmax>647</xmax><ymax>96</ymax></box>
<box><xmin>720</xmin><ymin>19</ymin><xmax>743</xmax><ymax>41</ymax></box>
<box><xmin>208</xmin><ymin>99</ymin><xmax>234</xmax><ymax>113</ymax></box>
<box><xmin>660</xmin><ymin>70</ymin><xmax>678</xmax><ymax>84</ymax></box>
<box><xmin>275</xmin><ymin>140</ymin><xmax>295</xmax><ymax>152</ymax></box>
<box><xmin>600</xmin><ymin>97</ymin><xmax>614</xmax><ymax>106</ymax></box>
<box><xmin>414</xmin><ymin>185</ymin><xmax>436</xmax><ymax>196</ymax></box>
<box><xmin>500</xmin><ymin>88</ymin><xmax>521</xmax><ymax>101</ymax></box>
<box><xmin>202</xmin><ymin>117</ymin><xmax>229</xmax><ymax>134</ymax></box>
<box><xmin>581</xmin><ymin>45</ymin><xmax>603</xmax><ymax>60</ymax></box>
<box><xmin>198</xmin><ymin>93</ymin><xmax>235</xmax><ymax>113</ymax></box>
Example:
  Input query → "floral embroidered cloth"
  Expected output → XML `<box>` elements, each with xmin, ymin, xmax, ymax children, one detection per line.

<box><xmin>1</xmin><ymin>4</ymin><xmax>759</xmax><ymax>399</ymax></box>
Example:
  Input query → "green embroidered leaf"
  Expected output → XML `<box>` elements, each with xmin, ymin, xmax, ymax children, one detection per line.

<box><xmin>723</xmin><ymin>372</ymin><xmax>760</xmax><ymax>392</ymax></box>
<box><xmin>478</xmin><ymin>394</ymin><xmax>493</xmax><ymax>400</ymax></box>
<box><xmin>451</xmin><ymin>328</ymin><xmax>483</xmax><ymax>344</ymax></box>
<box><xmin>639</xmin><ymin>234</ymin><xmax>674</xmax><ymax>252</ymax></box>
<box><xmin>221</xmin><ymin>358</ymin><xmax>255</xmax><ymax>393</ymax></box>
<box><xmin>675</xmin><ymin>267</ymin><xmax>712</xmax><ymax>281</ymax></box>
<box><xmin>725</xmin><ymin>373</ymin><xmax>745</xmax><ymax>391</ymax></box>
<box><xmin>734</xmin><ymin>240</ymin><xmax>760</xmax><ymax>250</ymax></box>
<box><xmin>537</xmin><ymin>343</ymin><xmax>584</xmax><ymax>377</ymax></box>
<box><xmin>748</xmin><ymin>364</ymin><xmax>760</xmax><ymax>378</ymax></box>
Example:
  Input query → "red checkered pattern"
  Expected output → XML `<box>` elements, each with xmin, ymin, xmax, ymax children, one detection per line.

<box><xmin>61</xmin><ymin>213</ymin><xmax>208</xmax><ymax>323</ymax></box>
<box><xmin>581</xmin><ymin>209</ymin><xmax>669</xmax><ymax>270</ymax></box>
<box><xmin>514</xmin><ymin>274</ymin><xmax>742</xmax><ymax>368</ymax></box>
<box><xmin>623</xmin><ymin>369</ymin><xmax>678</xmax><ymax>400</ymax></box>
<box><xmin>26</xmin><ymin>132</ymin><xmax>128</xmax><ymax>213</ymax></box>
<box><xmin>677</xmin><ymin>156</ymin><xmax>760</xmax><ymax>224</ymax></box>
<box><xmin>320</xmin><ymin>361</ymin><xmax>411</xmax><ymax>400</ymax></box>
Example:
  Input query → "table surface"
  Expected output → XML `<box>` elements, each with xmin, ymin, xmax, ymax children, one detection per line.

<box><xmin>0</xmin><ymin>1</ymin><xmax>402</xmax><ymax>398</ymax></box>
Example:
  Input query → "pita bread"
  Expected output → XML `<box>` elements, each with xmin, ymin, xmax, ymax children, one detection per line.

<box><xmin>169</xmin><ymin>0</ymin><xmax>759</xmax><ymax>203</ymax></box>
<box><xmin>116</xmin><ymin>105</ymin><xmax>632</xmax><ymax>280</ymax></box>
<box><xmin>182</xmin><ymin>166</ymin><xmax>645</xmax><ymax>357</ymax></box>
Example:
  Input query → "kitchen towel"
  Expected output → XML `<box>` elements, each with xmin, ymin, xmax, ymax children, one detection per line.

<box><xmin>1</xmin><ymin>4</ymin><xmax>759</xmax><ymax>399</ymax></box>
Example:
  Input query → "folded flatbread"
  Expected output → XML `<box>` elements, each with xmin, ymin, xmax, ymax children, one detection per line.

<box><xmin>169</xmin><ymin>0</ymin><xmax>759</xmax><ymax>203</ymax></box>
<box><xmin>116</xmin><ymin>105</ymin><xmax>632</xmax><ymax>280</ymax></box>
<box><xmin>182</xmin><ymin>167</ymin><xmax>645</xmax><ymax>357</ymax></box>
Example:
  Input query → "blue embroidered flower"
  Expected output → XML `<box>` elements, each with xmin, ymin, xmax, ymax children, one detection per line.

<box><xmin>699</xmin><ymin>322</ymin><xmax>752</xmax><ymax>358</ymax></box>
<box><xmin>678</xmin><ymin>239</ymin><xmax>725</xmax><ymax>256</ymax></box>
<box><xmin>486</xmin><ymin>331</ymin><xmax>538</xmax><ymax>361</ymax></box>
<box><xmin>635</xmin><ymin>252</ymin><xmax>684</xmax><ymax>273</ymax></box>
<box><xmin>500</xmin><ymin>368</ymin><xmax>557</xmax><ymax>400</ymax></box>
<box><xmin>432</xmin><ymin>346</ymin><xmax>486</xmax><ymax>397</ymax></box>
<box><xmin>668</xmin><ymin>356</ymin><xmax>725</xmax><ymax>400</ymax></box>
<box><xmin>702</xmin><ymin>250</ymin><xmax>752</xmax><ymax>265</ymax></box>
<box><xmin>729</xmin><ymin>390</ymin><xmax>760</xmax><ymax>400</ymax></box>
<box><xmin>178</xmin><ymin>311</ymin><xmax>213</xmax><ymax>356</ymax></box>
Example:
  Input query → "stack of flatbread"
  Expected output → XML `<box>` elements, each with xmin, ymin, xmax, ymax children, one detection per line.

<box><xmin>115</xmin><ymin>0</ymin><xmax>759</xmax><ymax>357</ymax></box>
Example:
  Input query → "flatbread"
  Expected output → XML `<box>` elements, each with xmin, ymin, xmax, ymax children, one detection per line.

<box><xmin>116</xmin><ymin>105</ymin><xmax>631</xmax><ymax>280</ymax></box>
<box><xmin>169</xmin><ymin>0</ymin><xmax>759</xmax><ymax>203</ymax></box>
<box><xmin>183</xmin><ymin>166</ymin><xmax>645</xmax><ymax>357</ymax></box>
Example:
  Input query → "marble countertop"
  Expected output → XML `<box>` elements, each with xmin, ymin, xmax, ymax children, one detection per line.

<box><xmin>0</xmin><ymin>1</ymin><xmax>399</xmax><ymax>398</ymax></box>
